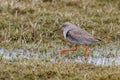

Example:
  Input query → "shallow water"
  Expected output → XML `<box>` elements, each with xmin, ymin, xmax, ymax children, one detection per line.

<box><xmin>0</xmin><ymin>43</ymin><xmax>120</xmax><ymax>66</ymax></box>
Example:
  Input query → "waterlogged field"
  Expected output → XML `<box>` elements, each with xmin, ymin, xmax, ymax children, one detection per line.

<box><xmin>0</xmin><ymin>0</ymin><xmax>120</xmax><ymax>80</ymax></box>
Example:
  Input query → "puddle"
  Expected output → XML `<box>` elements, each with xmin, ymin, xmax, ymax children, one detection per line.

<box><xmin>0</xmin><ymin>43</ymin><xmax>120</xmax><ymax>66</ymax></box>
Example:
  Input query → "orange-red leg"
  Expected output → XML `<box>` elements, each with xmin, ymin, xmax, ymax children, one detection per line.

<box><xmin>82</xmin><ymin>44</ymin><xmax>89</xmax><ymax>60</ymax></box>
<box><xmin>58</xmin><ymin>45</ymin><xmax>78</xmax><ymax>53</ymax></box>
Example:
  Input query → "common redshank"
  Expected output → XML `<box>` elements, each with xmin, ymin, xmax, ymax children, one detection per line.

<box><xmin>54</xmin><ymin>22</ymin><xmax>101</xmax><ymax>60</ymax></box>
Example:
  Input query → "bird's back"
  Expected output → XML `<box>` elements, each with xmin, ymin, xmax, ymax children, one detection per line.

<box><xmin>66</xmin><ymin>26</ymin><xmax>101</xmax><ymax>45</ymax></box>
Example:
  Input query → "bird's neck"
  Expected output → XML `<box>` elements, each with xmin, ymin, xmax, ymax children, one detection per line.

<box><xmin>63</xmin><ymin>29</ymin><xmax>71</xmax><ymax>39</ymax></box>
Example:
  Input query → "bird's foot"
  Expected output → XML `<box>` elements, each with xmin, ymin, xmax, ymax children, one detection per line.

<box><xmin>58</xmin><ymin>49</ymin><xmax>69</xmax><ymax>53</ymax></box>
<box><xmin>58</xmin><ymin>49</ymin><xmax>76</xmax><ymax>53</ymax></box>
<box><xmin>58</xmin><ymin>45</ymin><xmax>78</xmax><ymax>53</ymax></box>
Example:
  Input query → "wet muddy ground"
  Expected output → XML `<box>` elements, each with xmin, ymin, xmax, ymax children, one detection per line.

<box><xmin>0</xmin><ymin>43</ymin><xmax>120</xmax><ymax>66</ymax></box>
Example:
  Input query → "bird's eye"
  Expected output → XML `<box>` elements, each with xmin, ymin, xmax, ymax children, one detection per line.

<box><xmin>62</xmin><ymin>24</ymin><xmax>67</xmax><ymax>27</ymax></box>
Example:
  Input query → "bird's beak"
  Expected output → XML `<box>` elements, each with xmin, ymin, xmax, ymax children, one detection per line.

<box><xmin>53</xmin><ymin>27</ymin><xmax>62</xmax><ymax>32</ymax></box>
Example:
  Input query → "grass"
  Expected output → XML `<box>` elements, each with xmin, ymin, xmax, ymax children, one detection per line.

<box><xmin>0</xmin><ymin>59</ymin><xmax>120</xmax><ymax>80</ymax></box>
<box><xmin>0</xmin><ymin>0</ymin><xmax>120</xmax><ymax>50</ymax></box>
<box><xmin>0</xmin><ymin>0</ymin><xmax>120</xmax><ymax>79</ymax></box>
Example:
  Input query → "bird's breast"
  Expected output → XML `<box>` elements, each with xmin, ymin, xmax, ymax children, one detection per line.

<box><xmin>63</xmin><ymin>31</ymin><xmax>67</xmax><ymax>39</ymax></box>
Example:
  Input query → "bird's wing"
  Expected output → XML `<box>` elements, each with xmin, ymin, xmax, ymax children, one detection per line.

<box><xmin>66</xmin><ymin>28</ymin><xmax>99</xmax><ymax>44</ymax></box>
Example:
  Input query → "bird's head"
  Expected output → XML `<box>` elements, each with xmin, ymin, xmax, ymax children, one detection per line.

<box><xmin>53</xmin><ymin>22</ymin><xmax>74</xmax><ymax>32</ymax></box>
<box><xmin>61</xmin><ymin>22</ymin><xmax>73</xmax><ymax>31</ymax></box>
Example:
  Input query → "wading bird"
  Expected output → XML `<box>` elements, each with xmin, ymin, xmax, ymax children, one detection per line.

<box><xmin>54</xmin><ymin>22</ymin><xmax>101</xmax><ymax>60</ymax></box>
